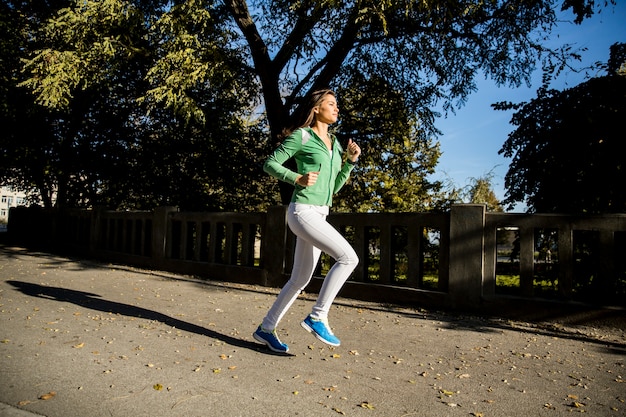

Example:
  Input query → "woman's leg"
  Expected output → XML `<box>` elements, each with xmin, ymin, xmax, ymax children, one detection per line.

<box><xmin>261</xmin><ymin>203</ymin><xmax>359</xmax><ymax>329</ymax></box>
<box><xmin>261</xmin><ymin>205</ymin><xmax>322</xmax><ymax>330</ymax></box>
<box><xmin>261</xmin><ymin>237</ymin><xmax>320</xmax><ymax>330</ymax></box>
<box><xmin>286</xmin><ymin>204</ymin><xmax>359</xmax><ymax>321</ymax></box>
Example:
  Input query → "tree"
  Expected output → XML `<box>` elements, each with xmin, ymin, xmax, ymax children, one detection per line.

<box><xmin>332</xmin><ymin>75</ymin><xmax>444</xmax><ymax>213</ymax></box>
<box><xmin>3</xmin><ymin>0</ymin><xmax>269</xmax><ymax>210</ymax></box>
<box><xmin>497</xmin><ymin>43</ymin><xmax>626</xmax><ymax>214</ymax></box>
<box><xmin>466</xmin><ymin>173</ymin><xmax>503</xmax><ymax>212</ymax></box>
<box><xmin>9</xmin><ymin>0</ymin><xmax>608</xmax><ymax>210</ymax></box>
<box><xmin>0</xmin><ymin>1</ymin><xmax>76</xmax><ymax>208</ymax></box>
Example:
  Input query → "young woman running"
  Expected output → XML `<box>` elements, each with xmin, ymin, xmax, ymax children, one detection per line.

<box><xmin>253</xmin><ymin>89</ymin><xmax>361</xmax><ymax>353</ymax></box>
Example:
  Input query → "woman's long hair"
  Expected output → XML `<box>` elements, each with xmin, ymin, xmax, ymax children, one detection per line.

<box><xmin>281</xmin><ymin>89</ymin><xmax>335</xmax><ymax>139</ymax></box>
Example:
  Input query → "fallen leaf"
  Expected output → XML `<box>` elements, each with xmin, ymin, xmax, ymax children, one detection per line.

<box><xmin>153</xmin><ymin>384</ymin><xmax>163</xmax><ymax>391</ymax></box>
<box><xmin>17</xmin><ymin>400</ymin><xmax>32</xmax><ymax>406</ymax></box>
<box><xmin>73</xmin><ymin>343</ymin><xmax>84</xmax><ymax>349</ymax></box>
<box><xmin>332</xmin><ymin>407</ymin><xmax>346</xmax><ymax>415</ymax></box>
<box><xmin>359</xmin><ymin>402</ymin><xmax>375</xmax><ymax>409</ymax></box>
<box><xmin>39</xmin><ymin>392</ymin><xmax>56</xmax><ymax>400</ymax></box>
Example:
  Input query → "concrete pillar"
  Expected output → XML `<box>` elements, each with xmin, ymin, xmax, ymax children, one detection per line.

<box><xmin>448</xmin><ymin>204</ymin><xmax>486</xmax><ymax>309</ymax></box>
<box><xmin>152</xmin><ymin>206</ymin><xmax>178</xmax><ymax>265</ymax></box>
<box><xmin>262</xmin><ymin>205</ymin><xmax>288</xmax><ymax>287</ymax></box>
<box><xmin>89</xmin><ymin>207</ymin><xmax>104</xmax><ymax>253</ymax></box>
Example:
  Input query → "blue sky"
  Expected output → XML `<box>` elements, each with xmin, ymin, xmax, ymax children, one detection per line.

<box><xmin>432</xmin><ymin>2</ymin><xmax>626</xmax><ymax>211</ymax></box>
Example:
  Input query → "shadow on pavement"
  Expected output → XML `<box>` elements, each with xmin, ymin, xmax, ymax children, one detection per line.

<box><xmin>6</xmin><ymin>280</ymin><xmax>293</xmax><ymax>357</ymax></box>
<box><xmin>3</xmin><ymin>244</ymin><xmax>624</xmax><ymax>355</ymax></box>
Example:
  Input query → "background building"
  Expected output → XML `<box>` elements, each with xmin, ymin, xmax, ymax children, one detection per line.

<box><xmin>0</xmin><ymin>186</ymin><xmax>27</xmax><ymax>226</ymax></box>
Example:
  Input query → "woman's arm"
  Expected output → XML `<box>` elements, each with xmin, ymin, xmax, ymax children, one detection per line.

<box><xmin>263</xmin><ymin>133</ymin><xmax>302</xmax><ymax>186</ymax></box>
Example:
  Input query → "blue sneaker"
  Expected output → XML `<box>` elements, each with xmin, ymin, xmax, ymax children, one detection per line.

<box><xmin>301</xmin><ymin>315</ymin><xmax>340</xmax><ymax>346</ymax></box>
<box><xmin>253</xmin><ymin>326</ymin><xmax>289</xmax><ymax>353</ymax></box>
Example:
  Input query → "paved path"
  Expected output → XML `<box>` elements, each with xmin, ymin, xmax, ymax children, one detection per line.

<box><xmin>1</xmin><ymin>244</ymin><xmax>625</xmax><ymax>417</ymax></box>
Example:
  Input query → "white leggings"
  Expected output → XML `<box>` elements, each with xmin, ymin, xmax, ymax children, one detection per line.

<box><xmin>261</xmin><ymin>203</ymin><xmax>359</xmax><ymax>330</ymax></box>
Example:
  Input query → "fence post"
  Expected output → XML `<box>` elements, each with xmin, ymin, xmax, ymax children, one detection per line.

<box><xmin>152</xmin><ymin>206</ymin><xmax>177</xmax><ymax>266</ymax></box>
<box><xmin>448</xmin><ymin>204</ymin><xmax>486</xmax><ymax>309</ymax></box>
<box><xmin>263</xmin><ymin>205</ymin><xmax>288</xmax><ymax>287</ymax></box>
<box><xmin>89</xmin><ymin>207</ymin><xmax>103</xmax><ymax>253</ymax></box>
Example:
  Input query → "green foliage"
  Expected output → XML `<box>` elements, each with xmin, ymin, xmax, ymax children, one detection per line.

<box><xmin>497</xmin><ymin>44</ymin><xmax>626</xmax><ymax>213</ymax></box>
<box><xmin>332</xmin><ymin>75</ymin><xmax>443</xmax><ymax>213</ymax></box>
<box><xmin>140</xmin><ymin>0</ymin><xmax>252</xmax><ymax>125</ymax></box>
<box><xmin>19</xmin><ymin>0</ymin><xmax>147</xmax><ymax>108</ymax></box>
<box><xmin>3</xmin><ymin>0</ymin><xmax>267</xmax><ymax>211</ymax></box>
<box><xmin>0</xmin><ymin>1</ymin><xmax>75</xmax><ymax>207</ymax></box>
<box><xmin>465</xmin><ymin>173</ymin><xmax>503</xmax><ymax>212</ymax></box>
<box><xmin>4</xmin><ymin>0</ymin><xmax>613</xmax><ymax>211</ymax></box>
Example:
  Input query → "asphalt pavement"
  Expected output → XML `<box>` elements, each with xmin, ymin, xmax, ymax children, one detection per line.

<box><xmin>1</xmin><ymin>244</ymin><xmax>625</xmax><ymax>417</ymax></box>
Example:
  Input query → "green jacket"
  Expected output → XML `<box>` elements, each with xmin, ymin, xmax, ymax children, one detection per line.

<box><xmin>263</xmin><ymin>127</ymin><xmax>355</xmax><ymax>207</ymax></box>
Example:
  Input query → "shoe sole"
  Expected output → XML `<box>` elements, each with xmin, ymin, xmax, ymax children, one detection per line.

<box><xmin>300</xmin><ymin>321</ymin><xmax>340</xmax><ymax>347</ymax></box>
<box><xmin>253</xmin><ymin>332</ymin><xmax>289</xmax><ymax>353</ymax></box>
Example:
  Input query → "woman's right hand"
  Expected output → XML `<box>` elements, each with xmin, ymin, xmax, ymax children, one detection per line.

<box><xmin>295</xmin><ymin>171</ymin><xmax>319</xmax><ymax>187</ymax></box>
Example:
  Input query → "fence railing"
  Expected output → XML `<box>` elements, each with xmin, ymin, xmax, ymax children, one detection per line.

<box><xmin>7</xmin><ymin>204</ymin><xmax>626</xmax><ymax>312</ymax></box>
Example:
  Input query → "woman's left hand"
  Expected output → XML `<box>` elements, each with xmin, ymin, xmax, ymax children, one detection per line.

<box><xmin>347</xmin><ymin>139</ymin><xmax>361</xmax><ymax>162</ymax></box>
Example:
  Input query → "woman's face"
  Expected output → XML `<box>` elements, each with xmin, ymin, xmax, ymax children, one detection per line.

<box><xmin>314</xmin><ymin>94</ymin><xmax>339</xmax><ymax>125</ymax></box>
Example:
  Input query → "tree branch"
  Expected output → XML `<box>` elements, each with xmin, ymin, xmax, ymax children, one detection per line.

<box><xmin>223</xmin><ymin>0</ymin><xmax>287</xmax><ymax>139</ymax></box>
<box><xmin>273</xmin><ymin>11</ymin><xmax>325</xmax><ymax>74</ymax></box>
